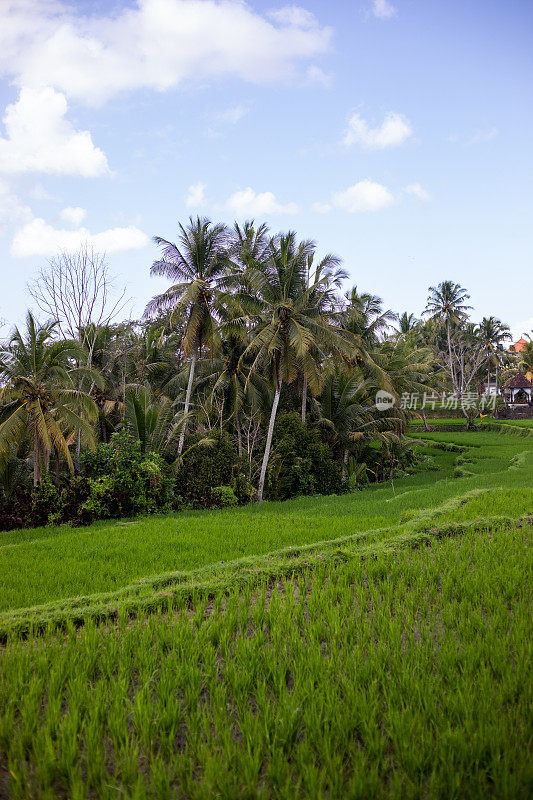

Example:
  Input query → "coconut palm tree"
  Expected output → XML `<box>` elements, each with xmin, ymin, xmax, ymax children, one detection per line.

<box><xmin>240</xmin><ymin>232</ymin><xmax>355</xmax><ymax>502</ymax></box>
<box><xmin>397</xmin><ymin>312</ymin><xmax>418</xmax><ymax>334</ymax></box>
<box><xmin>146</xmin><ymin>216</ymin><xmax>232</xmax><ymax>454</ymax></box>
<box><xmin>0</xmin><ymin>313</ymin><xmax>99</xmax><ymax>485</ymax></box>
<box><xmin>343</xmin><ymin>286</ymin><xmax>397</xmax><ymax>345</ymax></box>
<box><xmin>424</xmin><ymin>281</ymin><xmax>472</xmax><ymax>391</ymax></box>
<box><xmin>475</xmin><ymin>316</ymin><xmax>510</xmax><ymax>392</ymax></box>
<box><xmin>316</xmin><ymin>368</ymin><xmax>382</xmax><ymax>474</ymax></box>
<box><xmin>300</xmin><ymin>250</ymin><xmax>347</xmax><ymax>422</ymax></box>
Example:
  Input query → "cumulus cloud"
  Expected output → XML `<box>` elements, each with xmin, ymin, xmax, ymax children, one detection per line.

<box><xmin>332</xmin><ymin>180</ymin><xmax>395</xmax><ymax>213</ymax></box>
<box><xmin>0</xmin><ymin>87</ymin><xmax>109</xmax><ymax>176</ymax></box>
<box><xmin>11</xmin><ymin>217</ymin><xmax>149</xmax><ymax>258</ymax></box>
<box><xmin>59</xmin><ymin>206</ymin><xmax>87</xmax><ymax>227</ymax></box>
<box><xmin>185</xmin><ymin>182</ymin><xmax>207</xmax><ymax>208</ymax></box>
<box><xmin>371</xmin><ymin>0</ymin><xmax>397</xmax><ymax>20</ymax></box>
<box><xmin>311</xmin><ymin>201</ymin><xmax>332</xmax><ymax>214</ymax></box>
<box><xmin>343</xmin><ymin>111</ymin><xmax>412</xmax><ymax>150</ymax></box>
<box><xmin>404</xmin><ymin>183</ymin><xmax>431</xmax><ymax>203</ymax></box>
<box><xmin>226</xmin><ymin>187</ymin><xmax>299</xmax><ymax>217</ymax></box>
<box><xmin>0</xmin><ymin>179</ymin><xmax>32</xmax><ymax>233</ymax></box>
<box><xmin>0</xmin><ymin>0</ymin><xmax>332</xmax><ymax>106</ymax></box>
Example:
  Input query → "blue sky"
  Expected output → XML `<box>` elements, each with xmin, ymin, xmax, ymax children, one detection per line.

<box><xmin>0</xmin><ymin>0</ymin><xmax>532</xmax><ymax>339</ymax></box>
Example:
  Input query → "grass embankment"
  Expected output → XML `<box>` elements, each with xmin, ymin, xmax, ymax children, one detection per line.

<box><xmin>1</xmin><ymin>521</ymin><xmax>531</xmax><ymax>800</ymax></box>
<box><xmin>1</xmin><ymin>427</ymin><xmax>532</xmax><ymax>626</ymax></box>
<box><xmin>0</xmin><ymin>424</ymin><xmax>532</xmax><ymax>798</ymax></box>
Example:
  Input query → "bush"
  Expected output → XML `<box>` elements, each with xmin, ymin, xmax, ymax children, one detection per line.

<box><xmin>79</xmin><ymin>430</ymin><xmax>174</xmax><ymax>522</ymax></box>
<box><xmin>232</xmin><ymin>472</ymin><xmax>254</xmax><ymax>505</ymax></box>
<box><xmin>210</xmin><ymin>485</ymin><xmax>238</xmax><ymax>509</ymax></box>
<box><xmin>30</xmin><ymin>476</ymin><xmax>63</xmax><ymax>527</ymax></box>
<box><xmin>175</xmin><ymin>432</ymin><xmax>240</xmax><ymax>508</ymax></box>
<box><xmin>267</xmin><ymin>413</ymin><xmax>345</xmax><ymax>501</ymax></box>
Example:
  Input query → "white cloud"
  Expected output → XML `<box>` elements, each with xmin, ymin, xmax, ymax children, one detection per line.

<box><xmin>332</xmin><ymin>180</ymin><xmax>395</xmax><ymax>213</ymax></box>
<box><xmin>404</xmin><ymin>183</ymin><xmax>431</xmax><ymax>203</ymax></box>
<box><xmin>0</xmin><ymin>87</ymin><xmax>109</xmax><ymax>176</ymax></box>
<box><xmin>344</xmin><ymin>111</ymin><xmax>412</xmax><ymax>150</ymax></box>
<box><xmin>0</xmin><ymin>0</ymin><xmax>332</xmax><ymax>106</ymax></box>
<box><xmin>11</xmin><ymin>218</ymin><xmax>149</xmax><ymax>258</ymax></box>
<box><xmin>371</xmin><ymin>0</ymin><xmax>397</xmax><ymax>20</ymax></box>
<box><xmin>466</xmin><ymin>127</ymin><xmax>499</xmax><ymax>145</ymax></box>
<box><xmin>185</xmin><ymin>182</ymin><xmax>206</xmax><ymax>208</ymax></box>
<box><xmin>268</xmin><ymin>6</ymin><xmax>318</xmax><ymax>28</ymax></box>
<box><xmin>59</xmin><ymin>206</ymin><xmax>87</xmax><ymax>227</ymax></box>
<box><xmin>226</xmin><ymin>187</ymin><xmax>299</xmax><ymax>217</ymax></box>
<box><xmin>448</xmin><ymin>127</ymin><xmax>499</xmax><ymax>146</ymax></box>
<box><xmin>213</xmin><ymin>105</ymin><xmax>248</xmax><ymax>126</ymax></box>
<box><xmin>0</xmin><ymin>179</ymin><xmax>32</xmax><ymax>233</ymax></box>
<box><xmin>305</xmin><ymin>65</ymin><xmax>332</xmax><ymax>87</ymax></box>
<box><xmin>311</xmin><ymin>201</ymin><xmax>332</xmax><ymax>214</ymax></box>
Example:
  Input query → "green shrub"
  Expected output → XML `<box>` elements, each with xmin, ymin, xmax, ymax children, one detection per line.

<box><xmin>267</xmin><ymin>413</ymin><xmax>345</xmax><ymax>501</ymax></box>
<box><xmin>232</xmin><ymin>472</ymin><xmax>254</xmax><ymax>505</ymax></box>
<box><xmin>211</xmin><ymin>486</ymin><xmax>238</xmax><ymax>509</ymax></box>
<box><xmin>30</xmin><ymin>476</ymin><xmax>63</xmax><ymax>527</ymax></box>
<box><xmin>175</xmin><ymin>432</ymin><xmax>239</xmax><ymax>508</ymax></box>
<box><xmin>79</xmin><ymin>430</ymin><xmax>173</xmax><ymax>521</ymax></box>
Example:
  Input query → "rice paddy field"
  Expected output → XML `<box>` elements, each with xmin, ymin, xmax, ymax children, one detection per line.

<box><xmin>1</xmin><ymin>420</ymin><xmax>532</xmax><ymax>799</ymax></box>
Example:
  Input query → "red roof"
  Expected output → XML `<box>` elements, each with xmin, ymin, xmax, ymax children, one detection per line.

<box><xmin>502</xmin><ymin>371</ymin><xmax>533</xmax><ymax>389</ymax></box>
<box><xmin>509</xmin><ymin>337</ymin><xmax>528</xmax><ymax>353</ymax></box>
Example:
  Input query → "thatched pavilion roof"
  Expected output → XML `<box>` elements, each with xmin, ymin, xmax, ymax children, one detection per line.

<box><xmin>502</xmin><ymin>372</ymin><xmax>533</xmax><ymax>389</ymax></box>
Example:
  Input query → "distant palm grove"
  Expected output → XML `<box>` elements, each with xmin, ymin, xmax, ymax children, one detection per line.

<box><xmin>0</xmin><ymin>216</ymin><xmax>530</xmax><ymax>530</ymax></box>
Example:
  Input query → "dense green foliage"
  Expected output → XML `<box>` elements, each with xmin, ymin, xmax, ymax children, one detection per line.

<box><xmin>1</xmin><ymin>218</ymin><xmax>528</xmax><ymax>525</ymax></box>
<box><xmin>267</xmin><ymin>412</ymin><xmax>345</xmax><ymax>499</ymax></box>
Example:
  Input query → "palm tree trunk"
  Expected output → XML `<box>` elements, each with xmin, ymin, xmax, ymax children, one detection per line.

<box><xmin>446</xmin><ymin>319</ymin><xmax>456</xmax><ymax>392</ymax></box>
<box><xmin>257</xmin><ymin>377</ymin><xmax>281</xmax><ymax>503</ymax></box>
<box><xmin>33</xmin><ymin>430</ymin><xmax>41</xmax><ymax>487</ymax></box>
<box><xmin>177</xmin><ymin>350</ymin><xmax>197</xmax><ymax>456</ymax></box>
<box><xmin>235</xmin><ymin>412</ymin><xmax>243</xmax><ymax>458</ymax></box>
<box><xmin>342</xmin><ymin>448</ymin><xmax>349</xmax><ymax>479</ymax></box>
<box><xmin>301</xmin><ymin>376</ymin><xmax>308</xmax><ymax>424</ymax></box>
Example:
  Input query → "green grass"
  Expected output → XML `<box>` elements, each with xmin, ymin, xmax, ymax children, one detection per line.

<box><xmin>1</xmin><ymin>429</ymin><xmax>532</xmax><ymax>616</ymax></box>
<box><xmin>0</xmin><ymin>425</ymin><xmax>532</xmax><ymax>798</ymax></box>
<box><xmin>1</xmin><ymin>521</ymin><xmax>531</xmax><ymax>800</ymax></box>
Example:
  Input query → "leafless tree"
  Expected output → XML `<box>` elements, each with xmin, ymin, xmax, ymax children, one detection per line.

<box><xmin>27</xmin><ymin>245</ymin><xmax>128</xmax><ymax>465</ymax></box>
<box><xmin>27</xmin><ymin>244</ymin><xmax>128</xmax><ymax>362</ymax></box>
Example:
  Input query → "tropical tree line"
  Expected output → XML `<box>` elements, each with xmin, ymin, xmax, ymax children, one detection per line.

<box><xmin>0</xmin><ymin>217</ymin><xmax>528</xmax><ymax>528</ymax></box>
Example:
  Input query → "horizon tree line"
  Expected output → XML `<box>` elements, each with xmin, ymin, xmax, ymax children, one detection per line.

<box><xmin>0</xmin><ymin>218</ymin><xmax>529</xmax><ymax>500</ymax></box>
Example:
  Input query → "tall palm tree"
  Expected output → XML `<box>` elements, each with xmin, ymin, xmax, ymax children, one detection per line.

<box><xmin>424</xmin><ymin>281</ymin><xmax>472</xmax><ymax>392</ymax></box>
<box><xmin>343</xmin><ymin>286</ymin><xmax>397</xmax><ymax>345</ymax></box>
<box><xmin>316</xmin><ymin>368</ymin><xmax>382</xmax><ymax>475</ymax></box>
<box><xmin>475</xmin><ymin>316</ymin><xmax>510</xmax><ymax>391</ymax></box>
<box><xmin>240</xmin><ymin>232</ymin><xmax>355</xmax><ymax>502</ymax></box>
<box><xmin>397</xmin><ymin>312</ymin><xmax>418</xmax><ymax>334</ymax></box>
<box><xmin>300</xmin><ymin>250</ymin><xmax>347</xmax><ymax>422</ymax></box>
<box><xmin>145</xmin><ymin>217</ymin><xmax>231</xmax><ymax>454</ymax></box>
<box><xmin>0</xmin><ymin>313</ymin><xmax>99</xmax><ymax>485</ymax></box>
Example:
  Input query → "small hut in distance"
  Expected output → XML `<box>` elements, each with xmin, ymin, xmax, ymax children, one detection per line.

<box><xmin>501</xmin><ymin>372</ymin><xmax>533</xmax><ymax>405</ymax></box>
